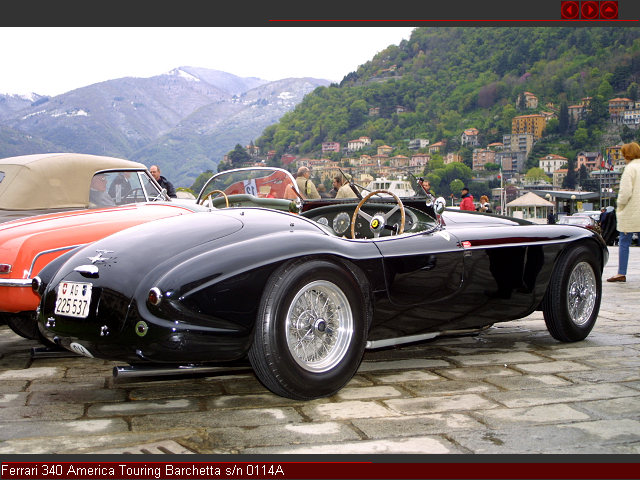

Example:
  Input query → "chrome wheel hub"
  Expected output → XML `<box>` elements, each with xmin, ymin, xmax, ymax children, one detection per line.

<box><xmin>567</xmin><ymin>261</ymin><xmax>597</xmax><ymax>326</ymax></box>
<box><xmin>286</xmin><ymin>280</ymin><xmax>353</xmax><ymax>373</ymax></box>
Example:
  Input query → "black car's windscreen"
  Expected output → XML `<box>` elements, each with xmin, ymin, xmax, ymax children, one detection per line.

<box><xmin>199</xmin><ymin>169</ymin><xmax>300</xmax><ymax>201</ymax></box>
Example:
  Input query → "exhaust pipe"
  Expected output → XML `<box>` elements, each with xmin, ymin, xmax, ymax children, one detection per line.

<box><xmin>113</xmin><ymin>364</ymin><xmax>250</xmax><ymax>379</ymax></box>
<box><xmin>31</xmin><ymin>345</ymin><xmax>80</xmax><ymax>359</ymax></box>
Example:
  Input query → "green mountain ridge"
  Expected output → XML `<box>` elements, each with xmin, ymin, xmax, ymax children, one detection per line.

<box><xmin>256</xmin><ymin>27</ymin><xmax>640</xmax><ymax>173</ymax></box>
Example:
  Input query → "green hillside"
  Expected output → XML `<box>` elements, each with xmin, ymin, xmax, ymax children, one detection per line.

<box><xmin>255</xmin><ymin>27</ymin><xmax>640</xmax><ymax>171</ymax></box>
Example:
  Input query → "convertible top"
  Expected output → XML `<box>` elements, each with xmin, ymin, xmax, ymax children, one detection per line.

<box><xmin>0</xmin><ymin>153</ymin><xmax>147</xmax><ymax>210</ymax></box>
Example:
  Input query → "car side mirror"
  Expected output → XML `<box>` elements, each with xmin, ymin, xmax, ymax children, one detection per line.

<box><xmin>434</xmin><ymin>197</ymin><xmax>446</xmax><ymax>216</ymax></box>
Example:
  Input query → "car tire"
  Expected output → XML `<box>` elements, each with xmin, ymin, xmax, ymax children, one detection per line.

<box><xmin>6</xmin><ymin>313</ymin><xmax>39</xmax><ymax>340</ymax></box>
<box><xmin>248</xmin><ymin>258</ymin><xmax>370</xmax><ymax>400</ymax></box>
<box><xmin>542</xmin><ymin>245</ymin><xmax>601</xmax><ymax>342</ymax></box>
<box><xmin>7</xmin><ymin>313</ymin><xmax>59</xmax><ymax>347</ymax></box>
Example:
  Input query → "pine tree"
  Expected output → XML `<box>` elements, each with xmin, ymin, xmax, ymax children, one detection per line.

<box><xmin>559</xmin><ymin>101</ymin><xmax>569</xmax><ymax>134</ymax></box>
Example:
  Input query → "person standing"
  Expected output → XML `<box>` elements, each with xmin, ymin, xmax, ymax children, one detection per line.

<box><xmin>601</xmin><ymin>206</ymin><xmax>618</xmax><ymax>246</ymax></box>
<box><xmin>477</xmin><ymin>195</ymin><xmax>492</xmax><ymax>213</ymax></box>
<box><xmin>335</xmin><ymin>173</ymin><xmax>358</xmax><ymax>199</ymax></box>
<box><xmin>329</xmin><ymin>175</ymin><xmax>343</xmax><ymax>198</ymax></box>
<box><xmin>89</xmin><ymin>174</ymin><xmax>115</xmax><ymax>207</ymax></box>
<box><xmin>149</xmin><ymin>165</ymin><xmax>177</xmax><ymax>198</ymax></box>
<box><xmin>109</xmin><ymin>171</ymin><xmax>132</xmax><ymax>202</ymax></box>
<box><xmin>316</xmin><ymin>183</ymin><xmax>331</xmax><ymax>198</ymax></box>
<box><xmin>419</xmin><ymin>178</ymin><xmax>434</xmax><ymax>196</ymax></box>
<box><xmin>295</xmin><ymin>166</ymin><xmax>320</xmax><ymax>200</ymax></box>
<box><xmin>459</xmin><ymin>187</ymin><xmax>475</xmax><ymax>211</ymax></box>
<box><xmin>599</xmin><ymin>207</ymin><xmax>607</xmax><ymax>226</ymax></box>
<box><xmin>607</xmin><ymin>142</ymin><xmax>640</xmax><ymax>283</ymax></box>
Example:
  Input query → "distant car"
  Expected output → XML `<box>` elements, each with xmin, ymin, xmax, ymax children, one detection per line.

<box><xmin>0</xmin><ymin>153</ymin><xmax>171</xmax><ymax>223</ymax></box>
<box><xmin>558</xmin><ymin>214</ymin><xmax>599</xmax><ymax>232</ymax></box>
<box><xmin>573</xmin><ymin>210</ymin><xmax>604</xmax><ymax>224</ymax></box>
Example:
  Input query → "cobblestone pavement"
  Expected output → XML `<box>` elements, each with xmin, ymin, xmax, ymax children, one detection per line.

<box><xmin>0</xmin><ymin>247</ymin><xmax>638</xmax><ymax>455</ymax></box>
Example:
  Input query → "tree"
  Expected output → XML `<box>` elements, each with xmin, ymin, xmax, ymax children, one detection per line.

<box><xmin>458</xmin><ymin>146</ymin><xmax>473</xmax><ymax>168</ymax></box>
<box><xmin>190</xmin><ymin>170</ymin><xmax>214</xmax><ymax>193</ymax></box>
<box><xmin>627</xmin><ymin>82</ymin><xmax>638</xmax><ymax>102</ymax></box>
<box><xmin>621</xmin><ymin>125</ymin><xmax>635</xmax><ymax>143</ymax></box>
<box><xmin>449</xmin><ymin>178</ymin><xmax>465</xmax><ymax>199</ymax></box>
<box><xmin>558</xmin><ymin>100</ymin><xmax>569</xmax><ymax>133</ymax></box>
<box><xmin>227</xmin><ymin>144</ymin><xmax>251</xmax><ymax>167</ymax></box>
<box><xmin>562</xmin><ymin>158</ymin><xmax>577</xmax><ymax>189</ymax></box>
<box><xmin>525</xmin><ymin>167</ymin><xmax>551</xmax><ymax>183</ymax></box>
<box><xmin>572</xmin><ymin>127</ymin><xmax>589</xmax><ymax>149</ymax></box>
<box><xmin>596</xmin><ymin>79</ymin><xmax>614</xmax><ymax>101</ymax></box>
<box><xmin>431</xmin><ymin>162</ymin><xmax>473</xmax><ymax>198</ymax></box>
<box><xmin>501</xmin><ymin>104</ymin><xmax>517</xmax><ymax>132</ymax></box>
<box><xmin>545</xmin><ymin>118</ymin><xmax>560</xmax><ymax>135</ymax></box>
<box><xmin>586</xmin><ymin>96</ymin><xmax>608</xmax><ymax>126</ymax></box>
<box><xmin>578</xmin><ymin>164</ymin><xmax>589</xmax><ymax>186</ymax></box>
<box><xmin>348</xmin><ymin>99</ymin><xmax>368</xmax><ymax>128</ymax></box>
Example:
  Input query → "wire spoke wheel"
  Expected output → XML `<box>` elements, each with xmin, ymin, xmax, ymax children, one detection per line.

<box><xmin>543</xmin><ymin>245</ymin><xmax>601</xmax><ymax>342</ymax></box>
<box><xmin>249</xmin><ymin>258</ymin><xmax>370</xmax><ymax>399</ymax></box>
<box><xmin>286</xmin><ymin>280</ymin><xmax>353</xmax><ymax>372</ymax></box>
<box><xmin>567</xmin><ymin>261</ymin><xmax>597</xmax><ymax>327</ymax></box>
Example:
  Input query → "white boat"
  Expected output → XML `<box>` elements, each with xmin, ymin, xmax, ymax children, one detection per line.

<box><xmin>365</xmin><ymin>177</ymin><xmax>415</xmax><ymax>197</ymax></box>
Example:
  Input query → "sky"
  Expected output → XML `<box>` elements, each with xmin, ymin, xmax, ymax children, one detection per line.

<box><xmin>0</xmin><ymin>27</ymin><xmax>415</xmax><ymax>97</ymax></box>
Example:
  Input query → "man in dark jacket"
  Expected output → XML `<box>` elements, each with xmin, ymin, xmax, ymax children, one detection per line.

<box><xmin>149</xmin><ymin>165</ymin><xmax>177</xmax><ymax>198</ymax></box>
<box><xmin>600</xmin><ymin>207</ymin><xmax>618</xmax><ymax>246</ymax></box>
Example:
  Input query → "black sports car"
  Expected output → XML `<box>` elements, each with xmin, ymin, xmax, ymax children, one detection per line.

<box><xmin>35</xmin><ymin>168</ymin><xmax>608</xmax><ymax>400</ymax></box>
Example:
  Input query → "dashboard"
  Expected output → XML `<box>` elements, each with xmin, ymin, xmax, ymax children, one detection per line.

<box><xmin>301</xmin><ymin>202</ymin><xmax>434</xmax><ymax>238</ymax></box>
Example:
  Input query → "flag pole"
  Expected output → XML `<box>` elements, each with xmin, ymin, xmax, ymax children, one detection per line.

<box><xmin>500</xmin><ymin>168</ymin><xmax>504</xmax><ymax>214</ymax></box>
<box><xmin>599</xmin><ymin>149</ymin><xmax>603</xmax><ymax>209</ymax></box>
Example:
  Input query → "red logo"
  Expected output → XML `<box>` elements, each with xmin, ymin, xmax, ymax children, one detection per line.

<box><xmin>600</xmin><ymin>1</ymin><xmax>618</xmax><ymax>19</ymax></box>
<box><xmin>561</xmin><ymin>1</ymin><xmax>579</xmax><ymax>19</ymax></box>
<box><xmin>581</xmin><ymin>1</ymin><xmax>600</xmax><ymax>19</ymax></box>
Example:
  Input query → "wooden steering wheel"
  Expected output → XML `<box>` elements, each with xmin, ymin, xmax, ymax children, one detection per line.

<box><xmin>199</xmin><ymin>189</ymin><xmax>229</xmax><ymax>208</ymax></box>
<box><xmin>350</xmin><ymin>189</ymin><xmax>405</xmax><ymax>239</ymax></box>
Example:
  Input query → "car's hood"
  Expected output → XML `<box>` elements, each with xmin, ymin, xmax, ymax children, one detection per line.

<box><xmin>442</xmin><ymin>209</ymin><xmax>534</xmax><ymax>226</ymax></box>
<box><xmin>0</xmin><ymin>203</ymin><xmax>197</xmax><ymax>277</ymax></box>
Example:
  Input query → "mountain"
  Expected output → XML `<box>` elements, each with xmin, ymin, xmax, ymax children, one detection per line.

<box><xmin>174</xmin><ymin>66</ymin><xmax>268</xmax><ymax>95</ymax></box>
<box><xmin>0</xmin><ymin>67</ymin><xmax>329</xmax><ymax>186</ymax></box>
<box><xmin>132</xmin><ymin>77</ymin><xmax>330</xmax><ymax>186</ymax></box>
<box><xmin>0</xmin><ymin>93</ymin><xmax>47</xmax><ymax>121</ymax></box>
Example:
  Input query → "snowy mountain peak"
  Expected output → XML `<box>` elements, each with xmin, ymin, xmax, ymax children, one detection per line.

<box><xmin>165</xmin><ymin>68</ymin><xmax>201</xmax><ymax>82</ymax></box>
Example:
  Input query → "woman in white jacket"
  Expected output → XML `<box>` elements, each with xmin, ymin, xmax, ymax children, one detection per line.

<box><xmin>607</xmin><ymin>142</ymin><xmax>640</xmax><ymax>283</ymax></box>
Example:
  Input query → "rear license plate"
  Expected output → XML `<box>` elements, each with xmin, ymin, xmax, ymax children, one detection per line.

<box><xmin>55</xmin><ymin>281</ymin><xmax>92</xmax><ymax>318</ymax></box>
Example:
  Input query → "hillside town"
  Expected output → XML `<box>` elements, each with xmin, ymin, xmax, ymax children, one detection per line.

<box><xmin>227</xmin><ymin>93</ymin><xmax>637</xmax><ymax>223</ymax></box>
